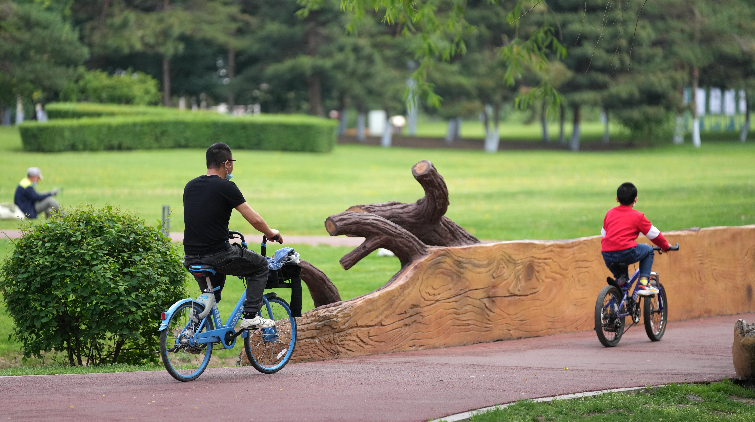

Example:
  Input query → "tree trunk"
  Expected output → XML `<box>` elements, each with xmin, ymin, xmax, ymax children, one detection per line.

<box><xmin>356</xmin><ymin>112</ymin><xmax>366</xmax><ymax>142</ymax></box>
<box><xmin>306</xmin><ymin>75</ymin><xmax>325</xmax><ymax>117</ymax></box>
<box><xmin>162</xmin><ymin>58</ymin><xmax>171</xmax><ymax>107</ymax></box>
<box><xmin>445</xmin><ymin>118</ymin><xmax>457</xmax><ymax>144</ymax></box>
<box><xmin>480</xmin><ymin>107</ymin><xmax>490</xmax><ymax>140</ymax></box>
<box><xmin>112</xmin><ymin>338</ymin><xmax>125</xmax><ymax>364</ymax></box>
<box><xmin>14</xmin><ymin>96</ymin><xmax>23</xmax><ymax>124</ymax></box>
<box><xmin>335</xmin><ymin>160</ymin><xmax>479</xmax><ymax>248</ymax></box>
<box><xmin>691</xmin><ymin>67</ymin><xmax>701</xmax><ymax>148</ymax></box>
<box><xmin>161</xmin><ymin>0</ymin><xmax>171</xmax><ymax>107</ymax></box>
<box><xmin>541</xmin><ymin>100</ymin><xmax>550</xmax><ymax>143</ymax></box>
<box><xmin>558</xmin><ymin>102</ymin><xmax>566</xmax><ymax>145</ymax></box>
<box><xmin>741</xmin><ymin>93</ymin><xmax>750</xmax><ymax>143</ymax></box>
<box><xmin>337</xmin><ymin>95</ymin><xmax>347</xmax><ymax>136</ymax></box>
<box><xmin>381</xmin><ymin>109</ymin><xmax>392</xmax><ymax>147</ymax></box>
<box><xmin>484</xmin><ymin>104</ymin><xmax>500</xmax><ymax>153</ymax></box>
<box><xmin>227</xmin><ymin>47</ymin><xmax>236</xmax><ymax>110</ymax></box>
<box><xmin>570</xmin><ymin>104</ymin><xmax>581</xmax><ymax>151</ymax></box>
<box><xmin>673</xmin><ymin>115</ymin><xmax>685</xmax><ymax>144</ymax></box>
<box><xmin>299</xmin><ymin>260</ymin><xmax>341</xmax><ymax>307</ymax></box>
<box><xmin>602</xmin><ymin>108</ymin><xmax>609</xmax><ymax>144</ymax></box>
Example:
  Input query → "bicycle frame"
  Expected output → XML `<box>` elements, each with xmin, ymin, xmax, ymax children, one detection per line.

<box><xmin>612</xmin><ymin>268</ymin><xmax>662</xmax><ymax>319</ymax></box>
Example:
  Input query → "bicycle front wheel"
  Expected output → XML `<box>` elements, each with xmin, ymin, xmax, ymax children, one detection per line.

<box><xmin>245</xmin><ymin>296</ymin><xmax>297</xmax><ymax>374</ymax></box>
<box><xmin>595</xmin><ymin>285</ymin><xmax>625</xmax><ymax>347</ymax></box>
<box><xmin>160</xmin><ymin>302</ymin><xmax>214</xmax><ymax>382</ymax></box>
<box><xmin>644</xmin><ymin>281</ymin><xmax>668</xmax><ymax>341</ymax></box>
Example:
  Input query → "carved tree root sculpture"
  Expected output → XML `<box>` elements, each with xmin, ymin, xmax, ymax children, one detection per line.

<box><xmin>346</xmin><ymin>160</ymin><xmax>479</xmax><ymax>247</ymax></box>
<box><xmin>300</xmin><ymin>259</ymin><xmax>341</xmax><ymax>307</ymax></box>
<box><xmin>325</xmin><ymin>160</ymin><xmax>477</xmax><ymax>277</ymax></box>
<box><xmin>325</xmin><ymin>212</ymin><xmax>429</xmax><ymax>270</ymax></box>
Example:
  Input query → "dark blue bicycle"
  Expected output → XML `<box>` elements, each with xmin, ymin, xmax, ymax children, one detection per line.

<box><xmin>595</xmin><ymin>243</ymin><xmax>679</xmax><ymax>347</ymax></box>
<box><xmin>158</xmin><ymin>231</ymin><xmax>297</xmax><ymax>382</ymax></box>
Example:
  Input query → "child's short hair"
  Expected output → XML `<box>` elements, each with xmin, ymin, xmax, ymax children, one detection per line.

<box><xmin>617</xmin><ymin>182</ymin><xmax>637</xmax><ymax>205</ymax></box>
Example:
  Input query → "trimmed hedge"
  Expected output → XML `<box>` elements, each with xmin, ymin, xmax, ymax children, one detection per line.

<box><xmin>21</xmin><ymin>108</ymin><xmax>337</xmax><ymax>153</ymax></box>
<box><xmin>45</xmin><ymin>102</ymin><xmax>176</xmax><ymax>119</ymax></box>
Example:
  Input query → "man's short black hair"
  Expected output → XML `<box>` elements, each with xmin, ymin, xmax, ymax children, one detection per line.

<box><xmin>206</xmin><ymin>143</ymin><xmax>232</xmax><ymax>169</ymax></box>
<box><xmin>617</xmin><ymin>182</ymin><xmax>637</xmax><ymax>205</ymax></box>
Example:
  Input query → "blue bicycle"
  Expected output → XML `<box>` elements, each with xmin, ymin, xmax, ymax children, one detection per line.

<box><xmin>595</xmin><ymin>243</ymin><xmax>679</xmax><ymax>347</ymax></box>
<box><xmin>158</xmin><ymin>231</ymin><xmax>297</xmax><ymax>382</ymax></box>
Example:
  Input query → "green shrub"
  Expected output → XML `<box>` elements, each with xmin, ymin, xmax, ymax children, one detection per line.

<box><xmin>0</xmin><ymin>205</ymin><xmax>187</xmax><ymax>366</ymax></box>
<box><xmin>59</xmin><ymin>69</ymin><xmax>161</xmax><ymax>106</ymax></box>
<box><xmin>19</xmin><ymin>112</ymin><xmax>338</xmax><ymax>152</ymax></box>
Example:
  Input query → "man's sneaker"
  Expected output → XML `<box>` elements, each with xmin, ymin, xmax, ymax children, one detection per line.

<box><xmin>636</xmin><ymin>281</ymin><xmax>659</xmax><ymax>296</ymax></box>
<box><xmin>239</xmin><ymin>315</ymin><xmax>275</xmax><ymax>330</ymax></box>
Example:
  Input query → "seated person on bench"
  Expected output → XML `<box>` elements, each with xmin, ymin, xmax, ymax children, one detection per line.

<box><xmin>182</xmin><ymin>142</ymin><xmax>283</xmax><ymax>330</ymax></box>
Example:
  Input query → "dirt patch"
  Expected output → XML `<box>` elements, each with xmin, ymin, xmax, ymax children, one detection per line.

<box><xmin>729</xmin><ymin>395</ymin><xmax>755</xmax><ymax>405</ymax></box>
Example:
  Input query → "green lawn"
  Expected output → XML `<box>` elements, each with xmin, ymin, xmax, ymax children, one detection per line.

<box><xmin>0</xmin><ymin>123</ymin><xmax>754</xmax><ymax>371</ymax></box>
<box><xmin>465</xmin><ymin>380</ymin><xmax>755</xmax><ymax>422</ymax></box>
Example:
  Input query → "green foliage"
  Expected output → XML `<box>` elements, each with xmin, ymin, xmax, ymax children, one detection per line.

<box><xmin>0</xmin><ymin>1</ymin><xmax>88</xmax><ymax>104</ymax></box>
<box><xmin>0</xmin><ymin>205</ymin><xmax>187</xmax><ymax>366</ymax></box>
<box><xmin>59</xmin><ymin>68</ymin><xmax>160</xmax><ymax>105</ymax></box>
<box><xmin>18</xmin><ymin>108</ymin><xmax>338</xmax><ymax>153</ymax></box>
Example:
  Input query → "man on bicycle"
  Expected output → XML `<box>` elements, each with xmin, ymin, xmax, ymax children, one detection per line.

<box><xmin>183</xmin><ymin>142</ymin><xmax>282</xmax><ymax>330</ymax></box>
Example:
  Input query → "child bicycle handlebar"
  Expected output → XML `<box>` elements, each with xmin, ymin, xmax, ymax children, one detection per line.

<box><xmin>653</xmin><ymin>243</ymin><xmax>680</xmax><ymax>254</ymax></box>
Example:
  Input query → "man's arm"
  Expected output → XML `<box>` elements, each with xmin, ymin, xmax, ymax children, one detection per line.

<box><xmin>235</xmin><ymin>202</ymin><xmax>282</xmax><ymax>243</ymax></box>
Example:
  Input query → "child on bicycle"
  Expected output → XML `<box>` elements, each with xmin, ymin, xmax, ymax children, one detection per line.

<box><xmin>601</xmin><ymin>182</ymin><xmax>671</xmax><ymax>296</ymax></box>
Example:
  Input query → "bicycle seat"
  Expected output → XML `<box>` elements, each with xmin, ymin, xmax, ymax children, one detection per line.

<box><xmin>188</xmin><ymin>264</ymin><xmax>217</xmax><ymax>277</ymax></box>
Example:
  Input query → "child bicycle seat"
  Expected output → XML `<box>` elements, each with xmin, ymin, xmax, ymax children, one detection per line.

<box><xmin>606</xmin><ymin>262</ymin><xmax>629</xmax><ymax>289</ymax></box>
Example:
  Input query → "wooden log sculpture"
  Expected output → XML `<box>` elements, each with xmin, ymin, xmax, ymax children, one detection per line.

<box><xmin>340</xmin><ymin>160</ymin><xmax>479</xmax><ymax>248</ymax></box>
<box><xmin>300</xmin><ymin>259</ymin><xmax>341</xmax><ymax>307</ymax></box>
<box><xmin>324</xmin><ymin>160</ymin><xmax>478</xmax><ymax>287</ymax></box>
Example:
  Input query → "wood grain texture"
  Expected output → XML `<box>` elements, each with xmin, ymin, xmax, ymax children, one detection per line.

<box><xmin>291</xmin><ymin>225</ymin><xmax>755</xmax><ymax>363</ymax></box>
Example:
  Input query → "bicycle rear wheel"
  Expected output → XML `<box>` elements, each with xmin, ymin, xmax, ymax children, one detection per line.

<box><xmin>160</xmin><ymin>302</ymin><xmax>214</xmax><ymax>382</ymax></box>
<box><xmin>644</xmin><ymin>281</ymin><xmax>668</xmax><ymax>341</ymax></box>
<box><xmin>595</xmin><ymin>285</ymin><xmax>625</xmax><ymax>347</ymax></box>
<box><xmin>245</xmin><ymin>296</ymin><xmax>297</xmax><ymax>374</ymax></box>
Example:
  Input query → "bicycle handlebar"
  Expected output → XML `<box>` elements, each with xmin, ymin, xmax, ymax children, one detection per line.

<box><xmin>653</xmin><ymin>243</ymin><xmax>679</xmax><ymax>254</ymax></box>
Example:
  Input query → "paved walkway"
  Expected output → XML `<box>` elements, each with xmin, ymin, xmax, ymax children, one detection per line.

<box><xmin>1</xmin><ymin>312</ymin><xmax>748</xmax><ymax>422</ymax></box>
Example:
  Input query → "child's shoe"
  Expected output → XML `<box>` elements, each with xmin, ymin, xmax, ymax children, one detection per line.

<box><xmin>636</xmin><ymin>278</ymin><xmax>659</xmax><ymax>296</ymax></box>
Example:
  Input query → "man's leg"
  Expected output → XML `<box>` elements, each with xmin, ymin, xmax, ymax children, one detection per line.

<box><xmin>212</xmin><ymin>246</ymin><xmax>269</xmax><ymax>316</ymax></box>
<box><xmin>34</xmin><ymin>196</ymin><xmax>60</xmax><ymax>218</ymax></box>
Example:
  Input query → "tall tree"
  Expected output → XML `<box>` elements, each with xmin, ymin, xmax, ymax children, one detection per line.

<box><xmin>0</xmin><ymin>1</ymin><xmax>88</xmax><ymax>116</ymax></box>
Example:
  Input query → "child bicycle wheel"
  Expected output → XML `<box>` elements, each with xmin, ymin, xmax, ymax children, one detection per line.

<box><xmin>245</xmin><ymin>295</ymin><xmax>297</xmax><ymax>374</ymax></box>
<box><xmin>643</xmin><ymin>281</ymin><xmax>668</xmax><ymax>341</ymax></box>
<box><xmin>160</xmin><ymin>302</ymin><xmax>214</xmax><ymax>382</ymax></box>
<box><xmin>595</xmin><ymin>285</ymin><xmax>625</xmax><ymax>347</ymax></box>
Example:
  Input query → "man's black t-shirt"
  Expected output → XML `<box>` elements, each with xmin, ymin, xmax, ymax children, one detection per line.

<box><xmin>183</xmin><ymin>175</ymin><xmax>246</xmax><ymax>255</ymax></box>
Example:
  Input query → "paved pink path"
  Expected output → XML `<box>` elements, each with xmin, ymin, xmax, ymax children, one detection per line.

<box><xmin>1</xmin><ymin>313</ymin><xmax>749</xmax><ymax>422</ymax></box>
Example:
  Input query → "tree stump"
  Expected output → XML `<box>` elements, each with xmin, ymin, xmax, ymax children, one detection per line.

<box><xmin>733</xmin><ymin>319</ymin><xmax>755</xmax><ymax>379</ymax></box>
